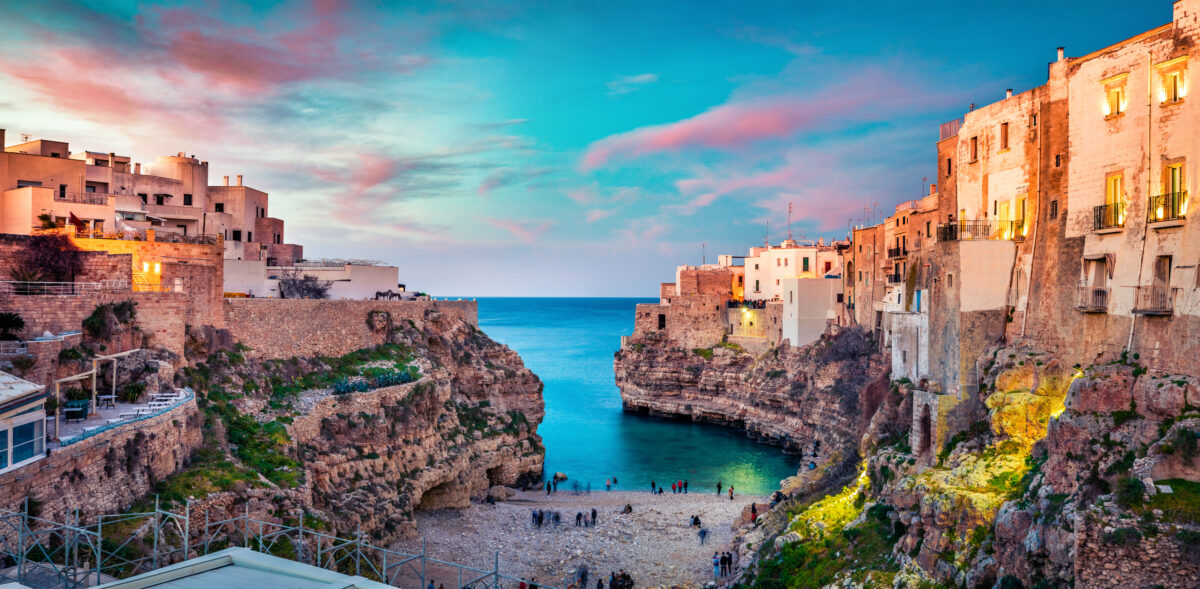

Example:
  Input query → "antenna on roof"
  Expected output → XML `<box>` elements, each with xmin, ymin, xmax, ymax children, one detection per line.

<box><xmin>764</xmin><ymin>221</ymin><xmax>769</xmax><ymax>247</ymax></box>
<box><xmin>787</xmin><ymin>202</ymin><xmax>793</xmax><ymax>241</ymax></box>
<box><xmin>702</xmin><ymin>242</ymin><xmax>706</xmax><ymax>266</ymax></box>
<box><xmin>20</xmin><ymin>133</ymin><xmax>31</xmax><ymax>142</ymax></box>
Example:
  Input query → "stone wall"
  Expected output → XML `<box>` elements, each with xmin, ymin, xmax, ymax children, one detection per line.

<box><xmin>222</xmin><ymin>299</ymin><xmax>478</xmax><ymax>360</ymax></box>
<box><xmin>1</xmin><ymin>291</ymin><xmax>190</xmax><ymax>355</ymax></box>
<box><xmin>0</xmin><ymin>402</ymin><xmax>203</xmax><ymax>522</ymax></box>
<box><xmin>1074</xmin><ymin>511</ymin><xmax>1200</xmax><ymax>588</ymax></box>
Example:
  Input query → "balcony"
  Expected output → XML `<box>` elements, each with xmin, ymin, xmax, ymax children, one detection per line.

<box><xmin>1147</xmin><ymin>192</ymin><xmax>1187</xmax><ymax>225</ymax></box>
<box><xmin>887</xmin><ymin>272</ymin><xmax>903</xmax><ymax>285</ymax></box>
<box><xmin>1075</xmin><ymin>286</ymin><xmax>1110</xmax><ymax>313</ymax></box>
<box><xmin>1093</xmin><ymin>202</ymin><xmax>1125</xmax><ymax>231</ymax></box>
<box><xmin>1132</xmin><ymin>285</ymin><xmax>1179</xmax><ymax>315</ymax></box>
<box><xmin>936</xmin><ymin>220</ymin><xmax>1024</xmax><ymax>242</ymax></box>
<box><xmin>57</xmin><ymin>191</ymin><xmax>111</xmax><ymax>205</ymax></box>
<box><xmin>887</xmin><ymin>246</ymin><xmax>907</xmax><ymax>259</ymax></box>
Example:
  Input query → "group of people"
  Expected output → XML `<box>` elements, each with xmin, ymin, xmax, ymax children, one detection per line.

<box><xmin>531</xmin><ymin>507</ymin><xmax>601</xmax><ymax>529</ymax></box>
<box><xmin>716</xmin><ymin>481</ymin><xmax>736</xmax><ymax>501</ymax></box>
<box><xmin>649</xmin><ymin>479</ymin><xmax>692</xmax><ymax>494</ymax></box>
<box><xmin>711</xmin><ymin>551</ymin><xmax>736</xmax><ymax>578</ymax></box>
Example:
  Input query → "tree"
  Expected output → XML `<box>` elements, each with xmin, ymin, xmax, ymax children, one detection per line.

<box><xmin>13</xmin><ymin>233</ymin><xmax>84</xmax><ymax>283</ymax></box>
<box><xmin>0</xmin><ymin>312</ymin><xmax>24</xmax><ymax>341</ymax></box>
<box><xmin>277</xmin><ymin>269</ymin><xmax>332</xmax><ymax>299</ymax></box>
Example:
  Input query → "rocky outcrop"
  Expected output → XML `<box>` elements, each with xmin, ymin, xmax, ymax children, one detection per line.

<box><xmin>615</xmin><ymin>328</ymin><xmax>891</xmax><ymax>462</ymax></box>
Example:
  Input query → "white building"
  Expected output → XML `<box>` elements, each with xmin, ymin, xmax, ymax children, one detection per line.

<box><xmin>224</xmin><ymin>259</ymin><xmax>403</xmax><ymax>299</ymax></box>
<box><xmin>744</xmin><ymin>239</ymin><xmax>841</xmax><ymax>301</ymax></box>
<box><xmin>780</xmin><ymin>277</ymin><xmax>843</xmax><ymax>347</ymax></box>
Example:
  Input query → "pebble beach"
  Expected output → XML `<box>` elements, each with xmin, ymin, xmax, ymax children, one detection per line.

<box><xmin>392</xmin><ymin>488</ymin><xmax>765</xmax><ymax>588</ymax></box>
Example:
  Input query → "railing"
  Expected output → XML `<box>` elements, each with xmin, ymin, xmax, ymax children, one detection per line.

<box><xmin>1075</xmin><ymin>286</ymin><xmax>1110</xmax><ymax>313</ymax></box>
<box><xmin>727</xmin><ymin>299</ymin><xmax>769</xmax><ymax>309</ymax></box>
<box><xmin>1132</xmin><ymin>285</ymin><xmax>1179</xmax><ymax>315</ymax></box>
<box><xmin>0</xmin><ymin>502</ymin><xmax>561</xmax><ymax>589</ymax></box>
<box><xmin>0</xmin><ymin>280</ymin><xmax>129</xmax><ymax>296</ymax></box>
<box><xmin>887</xmin><ymin>272</ymin><xmax>903</xmax><ymax>285</ymax></box>
<box><xmin>1093</xmin><ymin>202</ymin><xmax>1125</xmax><ymax>230</ymax></box>
<box><xmin>887</xmin><ymin>247</ymin><xmax>907</xmax><ymax>259</ymax></box>
<box><xmin>0</xmin><ymin>341</ymin><xmax>29</xmax><ymax>356</ymax></box>
<box><xmin>936</xmin><ymin>220</ymin><xmax>1023</xmax><ymax>241</ymax></box>
<box><xmin>1147</xmin><ymin>191</ymin><xmax>1188</xmax><ymax>223</ymax></box>
<box><xmin>57</xmin><ymin>191</ymin><xmax>111</xmax><ymax>205</ymax></box>
<box><xmin>939</xmin><ymin>118</ymin><xmax>963</xmax><ymax>141</ymax></box>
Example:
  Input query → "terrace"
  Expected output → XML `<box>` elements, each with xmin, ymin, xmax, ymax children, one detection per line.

<box><xmin>936</xmin><ymin>220</ymin><xmax>1025</xmax><ymax>242</ymax></box>
<box><xmin>1093</xmin><ymin>202</ymin><xmax>1125</xmax><ymax>231</ymax></box>
<box><xmin>49</xmin><ymin>387</ymin><xmax>193</xmax><ymax>449</ymax></box>
<box><xmin>1147</xmin><ymin>192</ymin><xmax>1187</xmax><ymax>226</ymax></box>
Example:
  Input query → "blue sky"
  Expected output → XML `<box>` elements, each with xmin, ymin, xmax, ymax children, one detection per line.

<box><xmin>0</xmin><ymin>0</ymin><xmax>1170</xmax><ymax>296</ymax></box>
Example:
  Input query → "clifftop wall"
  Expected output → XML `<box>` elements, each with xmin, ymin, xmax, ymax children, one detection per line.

<box><xmin>223</xmin><ymin>298</ymin><xmax>477</xmax><ymax>359</ymax></box>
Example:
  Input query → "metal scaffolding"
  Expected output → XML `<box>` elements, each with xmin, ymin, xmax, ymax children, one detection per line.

<box><xmin>0</xmin><ymin>498</ymin><xmax>557</xmax><ymax>589</ymax></box>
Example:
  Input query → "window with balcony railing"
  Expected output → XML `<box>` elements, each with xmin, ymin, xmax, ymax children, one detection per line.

<box><xmin>1075</xmin><ymin>286</ymin><xmax>1109</xmax><ymax>313</ymax></box>
<box><xmin>1132</xmin><ymin>285</ymin><xmax>1178</xmax><ymax>315</ymax></box>
<box><xmin>936</xmin><ymin>220</ymin><xmax>1021</xmax><ymax>241</ymax></box>
<box><xmin>1093</xmin><ymin>202</ymin><xmax>1125</xmax><ymax>230</ymax></box>
<box><xmin>887</xmin><ymin>272</ymin><xmax>903</xmax><ymax>285</ymax></box>
<box><xmin>887</xmin><ymin>246</ymin><xmax>907</xmax><ymax>259</ymax></box>
<box><xmin>1147</xmin><ymin>192</ymin><xmax>1187</xmax><ymax>223</ymax></box>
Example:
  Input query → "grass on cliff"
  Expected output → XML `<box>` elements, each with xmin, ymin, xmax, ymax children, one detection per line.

<box><xmin>745</xmin><ymin>504</ymin><xmax>900</xmax><ymax>589</ymax></box>
<box><xmin>269</xmin><ymin>343</ymin><xmax>417</xmax><ymax>397</ymax></box>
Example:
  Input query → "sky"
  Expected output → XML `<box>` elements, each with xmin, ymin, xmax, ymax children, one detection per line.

<box><xmin>0</xmin><ymin>1</ymin><xmax>1171</xmax><ymax>296</ymax></box>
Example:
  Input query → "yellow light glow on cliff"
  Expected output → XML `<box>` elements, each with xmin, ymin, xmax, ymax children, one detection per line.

<box><xmin>153</xmin><ymin>262</ymin><xmax>161</xmax><ymax>274</ymax></box>
<box><xmin>142</xmin><ymin>262</ymin><xmax>149</xmax><ymax>273</ymax></box>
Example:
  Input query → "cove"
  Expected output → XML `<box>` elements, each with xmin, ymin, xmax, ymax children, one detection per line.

<box><xmin>476</xmin><ymin>297</ymin><xmax>799</xmax><ymax>496</ymax></box>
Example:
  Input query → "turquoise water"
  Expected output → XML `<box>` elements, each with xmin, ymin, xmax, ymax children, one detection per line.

<box><xmin>475</xmin><ymin>297</ymin><xmax>799</xmax><ymax>496</ymax></box>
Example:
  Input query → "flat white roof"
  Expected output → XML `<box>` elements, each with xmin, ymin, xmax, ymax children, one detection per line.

<box><xmin>95</xmin><ymin>547</ymin><xmax>392</xmax><ymax>589</ymax></box>
<box><xmin>0</xmin><ymin>371</ymin><xmax>44</xmax><ymax>406</ymax></box>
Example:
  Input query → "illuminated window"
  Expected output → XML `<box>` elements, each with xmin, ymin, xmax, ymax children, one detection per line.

<box><xmin>1156</xmin><ymin>57</ymin><xmax>1187</xmax><ymax>103</ymax></box>
<box><xmin>1000</xmin><ymin>122</ymin><xmax>1009</xmax><ymax>150</ymax></box>
<box><xmin>1106</xmin><ymin>174</ymin><xmax>1124</xmax><ymax>206</ymax></box>
<box><xmin>1106</xmin><ymin>86</ymin><xmax>1126</xmax><ymax>116</ymax></box>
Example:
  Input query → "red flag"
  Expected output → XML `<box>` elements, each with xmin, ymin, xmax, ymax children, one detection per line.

<box><xmin>68</xmin><ymin>212</ymin><xmax>87</xmax><ymax>234</ymax></box>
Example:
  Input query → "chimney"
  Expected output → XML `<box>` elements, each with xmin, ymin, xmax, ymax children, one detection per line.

<box><xmin>930</xmin><ymin>183</ymin><xmax>937</xmax><ymax>196</ymax></box>
<box><xmin>1057</xmin><ymin>47</ymin><xmax>1065</xmax><ymax>62</ymax></box>
<box><xmin>178</xmin><ymin>152</ymin><xmax>185</xmax><ymax>157</ymax></box>
<box><xmin>0</xmin><ymin>129</ymin><xmax>6</xmax><ymax>148</ymax></box>
<box><xmin>134</xmin><ymin>162</ymin><xmax>141</xmax><ymax>175</ymax></box>
<box><xmin>223</xmin><ymin>175</ymin><xmax>229</xmax><ymax>186</ymax></box>
<box><xmin>236</xmin><ymin>174</ymin><xmax>243</xmax><ymax>186</ymax></box>
<box><xmin>1006</xmin><ymin>88</ymin><xmax>1013</xmax><ymax>99</ymax></box>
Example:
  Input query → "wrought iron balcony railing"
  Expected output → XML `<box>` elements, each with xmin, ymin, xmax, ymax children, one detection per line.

<box><xmin>1132</xmin><ymin>285</ymin><xmax>1179</xmax><ymax>315</ymax></box>
<box><xmin>1075</xmin><ymin>286</ymin><xmax>1110</xmax><ymax>313</ymax></box>
<box><xmin>887</xmin><ymin>246</ymin><xmax>907</xmax><ymax>259</ymax></box>
<box><xmin>887</xmin><ymin>272</ymin><xmax>903</xmax><ymax>285</ymax></box>
<box><xmin>57</xmin><ymin>191</ymin><xmax>112</xmax><ymax>205</ymax></box>
<box><xmin>1093</xmin><ymin>202</ymin><xmax>1125</xmax><ymax>231</ymax></box>
<box><xmin>1147</xmin><ymin>191</ymin><xmax>1188</xmax><ymax>223</ymax></box>
<box><xmin>936</xmin><ymin>220</ymin><xmax>1023</xmax><ymax>242</ymax></box>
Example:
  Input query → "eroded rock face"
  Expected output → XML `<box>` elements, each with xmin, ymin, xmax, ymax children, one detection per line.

<box><xmin>290</xmin><ymin>313</ymin><xmax>546</xmax><ymax>541</ymax></box>
<box><xmin>614</xmin><ymin>328</ymin><xmax>891</xmax><ymax>466</ymax></box>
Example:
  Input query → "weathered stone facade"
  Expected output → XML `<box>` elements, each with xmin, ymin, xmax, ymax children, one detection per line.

<box><xmin>222</xmin><ymin>298</ymin><xmax>478</xmax><ymax>360</ymax></box>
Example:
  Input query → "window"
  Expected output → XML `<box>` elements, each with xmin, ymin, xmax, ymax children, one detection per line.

<box><xmin>232</xmin><ymin>230</ymin><xmax>242</xmax><ymax>241</ymax></box>
<box><xmin>1055</xmin><ymin>154</ymin><xmax>1062</xmax><ymax>167</ymax></box>
<box><xmin>802</xmin><ymin>258</ymin><xmax>810</xmax><ymax>272</ymax></box>
<box><xmin>93</xmin><ymin>220</ymin><xmax>103</xmax><ymax>233</ymax></box>
<box><xmin>50</xmin><ymin>152</ymin><xmax>60</xmax><ymax>158</ymax></box>
<box><xmin>58</xmin><ymin>184</ymin><xmax>66</xmax><ymax>199</ymax></box>
<box><xmin>139</xmin><ymin>193</ymin><xmax>148</xmax><ymax>204</ymax></box>
<box><xmin>789</xmin><ymin>290</ymin><xmax>793</xmax><ymax>303</ymax></box>
<box><xmin>1106</xmin><ymin>86</ymin><xmax>1126</xmax><ymax>116</ymax></box>
<box><xmin>1000</xmin><ymin>122</ymin><xmax>1009</xmax><ymax>150</ymax></box>
<box><xmin>1106</xmin><ymin>173</ymin><xmax>1124</xmax><ymax>206</ymax></box>
<box><xmin>970</xmin><ymin>136</ymin><xmax>979</xmax><ymax>161</ymax></box>
<box><xmin>155</xmin><ymin>195</ymin><xmax>166</xmax><ymax>206</ymax></box>
<box><xmin>824</xmin><ymin>261</ymin><xmax>832</xmax><ymax>273</ymax></box>
<box><xmin>1049</xmin><ymin>200</ymin><xmax>1059</xmax><ymax>220</ymax></box>
<box><xmin>16</xmin><ymin>180</ymin><xmax>41</xmax><ymax>188</ymax></box>
<box><xmin>247</xmin><ymin>232</ymin><xmax>252</xmax><ymax>242</ymax></box>
<box><xmin>214</xmin><ymin>203</ymin><xmax>224</xmax><ymax>213</ymax></box>
<box><xmin>754</xmin><ymin>280</ymin><xmax>760</xmax><ymax>292</ymax></box>
<box><xmin>657</xmin><ymin>314</ymin><xmax>666</xmax><ymax>329</ymax></box>
<box><xmin>1166</xmin><ymin>163</ymin><xmax>1184</xmax><ymax>195</ymax></box>
<box><xmin>946</xmin><ymin>157</ymin><xmax>952</xmax><ymax>177</ymax></box>
<box><xmin>1164</xmin><ymin>71</ymin><xmax>1185</xmax><ymax>103</ymax></box>
<box><xmin>926</xmin><ymin>221</ymin><xmax>931</xmax><ymax>236</ymax></box>
<box><xmin>183</xmin><ymin>193</ymin><xmax>193</xmax><ymax>206</ymax></box>
<box><xmin>1031</xmin><ymin>114</ymin><xmax>1038</xmax><ymax>127</ymax></box>
<box><xmin>753</xmin><ymin>264</ymin><xmax>759</xmax><ymax>270</ymax></box>
<box><xmin>858</xmin><ymin>271</ymin><xmax>862</xmax><ymax>282</ymax></box>
<box><xmin>1154</xmin><ymin>255</ymin><xmax>1172</xmax><ymax>286</ymax></box>
<box><xmin>948</xmin><ymin>274</ymin><xmax>954</xmax><ymax>288</ymax></box>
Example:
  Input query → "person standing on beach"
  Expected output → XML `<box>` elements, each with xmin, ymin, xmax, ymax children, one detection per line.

<box><xmin>591</xmin><ymin>508</ymin><xmax>597</xmax><ymax>526</ymax></box>
<box><xmin>596</xmin><ymin>578</ymin><xmax>604</xmax><ymax>589</ymax></box>
<box><xmin>650</xmin><ymin>480</ymin><xmax>655</xmax><ymax>493</ymax></box>
<box><xmin>717</xmin><ymin>481</ymin><xmax>722</xmax><ymax>496</ymax></box>
<box><xmin>547</xmin><ymin>484</ymin><xmax>552</xmax><ymax>497</ymax></box>
<box><xmin>576</xmin><ymin>512</ymin><xmax>583</xmax><ymax>526</ymax></box>
<box><xmin>729</xmin><ymin>486</ymin><xmax>734</xmax><ymax>500</ymax></box>
<box><xmin>606</xmin><ymin>478</ymin><xmax>611</xmax><ymax>491</ymax></box>
<box><xmin>712</xmin><ymin>552</ymin><xmax>720</xmax><ymax>577</ymax></box>
<box><xmin>699</xmin><ymin>527</ymin><xmax>709</xmax><ymax>545</ymax></box>
<box><xmin>683</xmin><ymin>480</ymin><xmax>688</xmax><ymax>494</ymax></box>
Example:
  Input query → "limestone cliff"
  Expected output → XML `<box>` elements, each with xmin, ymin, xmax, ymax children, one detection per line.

<box><xmin>173</xmin><ymin>306</ymin><xmax>545</xmax><ymax>542</ymax></box>
<box><xmin>615</xmin><ymin>327</ymin><xmax>893</xmax><ymax>481</ymax></box>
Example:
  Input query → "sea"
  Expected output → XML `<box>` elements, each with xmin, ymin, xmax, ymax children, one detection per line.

<box><xmin>473</xmin><ymin>297</ymin><xmax>800</xmax><ymax>496</ymax></box>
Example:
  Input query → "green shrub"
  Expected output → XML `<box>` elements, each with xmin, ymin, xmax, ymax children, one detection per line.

<box><xmin>119</xmin><ymin>382</ymin><xmax>146</xmax><ymax>403</ymax></box>
<box><xmin>692</xmin><ymin>348</ymin><xmax>713</xmax><ymax>360</ymax></box>
<box><xmin>1103</xmin><ymin>526</ymin><xmax>1142</xmax><ymax>545</ymax></box>
<box><xmin>1116</xmin><ymin>477</ymin><xmax>1146</xmax><ymax>509</ymax></box>
<box><xmin>939</xmin><ymin>421</ymin><xmax>990</xmax><ymax>465</ymax></box>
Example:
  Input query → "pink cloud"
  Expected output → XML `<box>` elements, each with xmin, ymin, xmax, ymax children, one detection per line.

<box><xmin>581</xmin><ymin>68</ymin><xmax>931</xmax><ymax>170</ymax></box>
<box><xmin>586</xmin><ymin>209</ymin><xmax>615</xmax><ymax>223</ymax></box>
<box><xmin>483</xmin><ymin>218</ymin><xmax>554</xmax><ymax>244</ymax></box>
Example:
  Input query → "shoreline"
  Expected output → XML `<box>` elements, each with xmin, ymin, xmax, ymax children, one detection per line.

<box><xmin>394</xmin><ymin>489</ymin><xmax>768</xmax><ymax>587</ymax></box>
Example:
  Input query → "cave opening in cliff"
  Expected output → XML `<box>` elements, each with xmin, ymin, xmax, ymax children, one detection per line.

<box><xmin>918</xmin><ymin>405</ymin><xmax>932</xmax><ymax>456</ymax></box>
<box><xmin>487</xmin><ymin>466</ymin><xmax>505</xmax><ymax>487</ymax></box>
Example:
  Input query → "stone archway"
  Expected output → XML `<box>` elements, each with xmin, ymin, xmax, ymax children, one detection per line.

<box><xmin>918</xmin><ymin>404</ymin><xmax>933</xmax><ymax>456</ymax></box>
